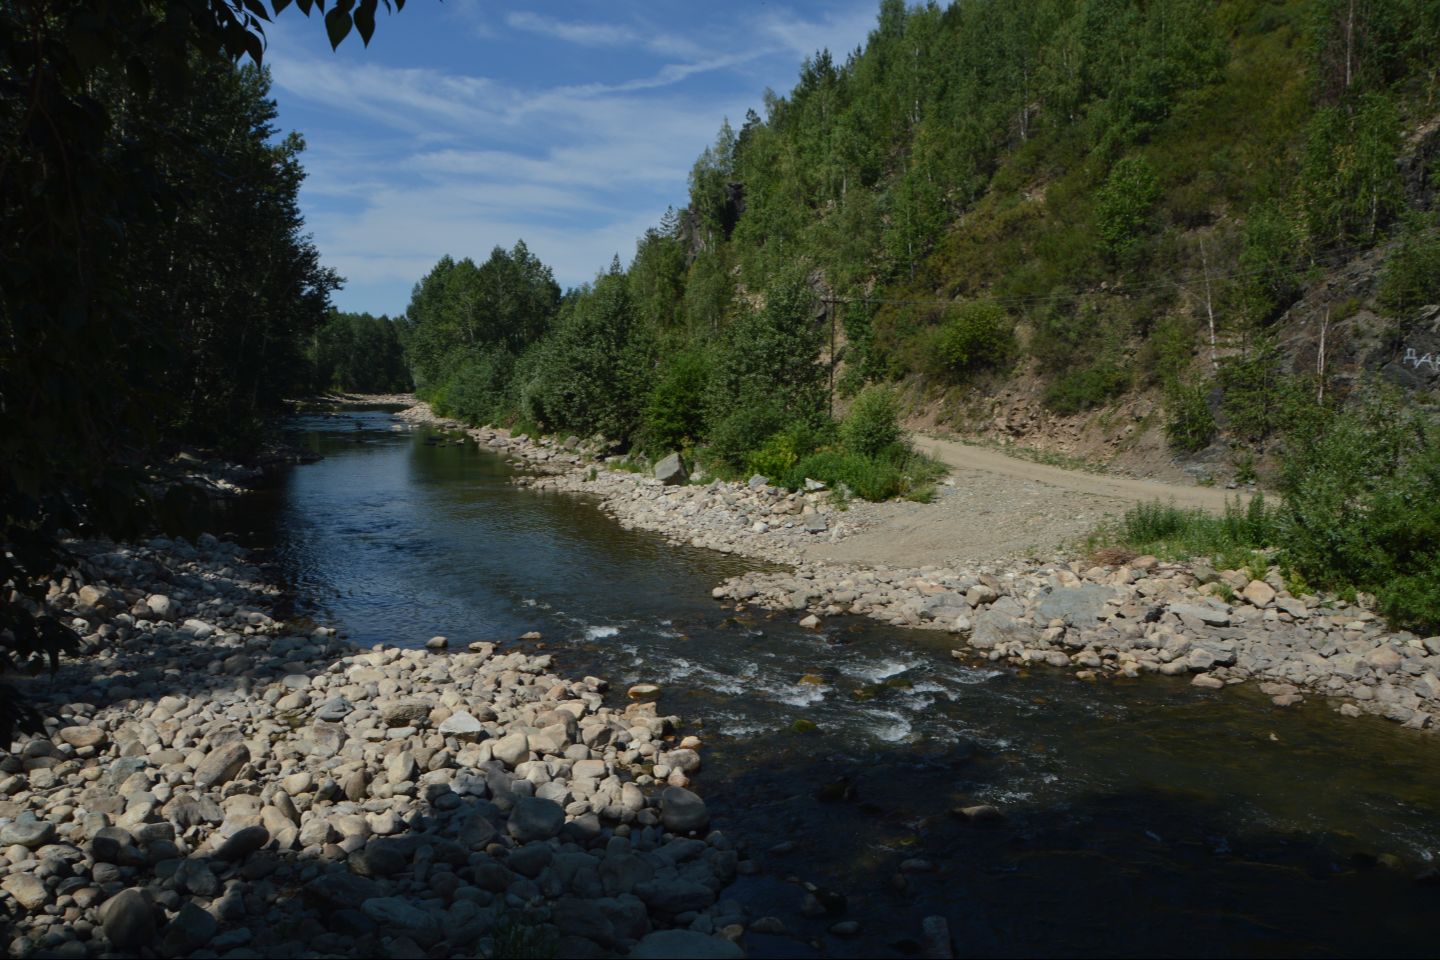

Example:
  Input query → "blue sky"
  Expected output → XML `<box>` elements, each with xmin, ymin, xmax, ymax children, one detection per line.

<box><xmin>260</xmin><ymin>1</ymin><xmax>884</xmax><ymax>316</ymax></box>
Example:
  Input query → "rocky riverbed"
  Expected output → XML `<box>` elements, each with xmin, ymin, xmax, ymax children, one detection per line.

<box><xmin>713</xmin><ymin>557</ymin><xmax>1440</xmax><ymax>730</ymax></box>
<box><xmin>0</xmin><ymin>535</ymin><xmax>748</xmax><ymax>958</ymax></box>
<box><xmin>398</xmin><ymin>402</ymin><xmax>1440</xmax><ymax>734</ymax></box>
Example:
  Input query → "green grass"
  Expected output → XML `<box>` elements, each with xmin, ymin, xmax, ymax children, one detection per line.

<box><xmin>1086</xmin><ymin>495</ymin><xmax>1280</xmax><ymax>569</ymax></box>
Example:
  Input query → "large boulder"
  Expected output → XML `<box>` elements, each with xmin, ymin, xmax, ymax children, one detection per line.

<box><xmin>1033</xmin><ymin>584</ymin><xmax>1114</xmax><ymax>627</ymax></box>
<box><xmin>659</xmin><ymin>786</ymin><xmax>709</xmax><ymax>833</ymax></box>
<box><xmin>508</xmin><ymin>796</ymin><xmax>565</xmax><ymax>842</ymax></box>
<box><xmin>101</xmin><ymin>888</ymin><xmax>156</xmax><ymax>951</ymax></box>
<box><xmin>193</xmin><ymin>741</ymin><xmax>249</xmax><ymax>789</ymax></box>
<box><xmin>654</xmin><ymin>453</ymin><xmax>688</xmax><ymax>486</ymax></box>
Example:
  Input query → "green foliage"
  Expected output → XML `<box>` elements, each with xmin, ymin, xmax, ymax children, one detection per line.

<box><xmin>1378</xmin><ymin>214</ymin><xmax>1440</xmax><ymax>315</ymax></box>
<box><xmin>1238</xmin><ymin>201</ymin><xmax>1305</xmax><ymax>323</ymax></box>
<box><xmin>706</xmin><ymin>403</ymin><xmax>789</xmax><ymax>472</ymax></box>
<box><xmin>1100</xmin><ymin>496</ymin><xmax>1280</xmax><ymax>569</ymax></box>
<box><xmin>791</xmin><ymin>445</ymin><xmax>944</xmax><ymax>502</ymax></box>
<box><xmin>432</xmin><ymin>350</ymin><xmax>514</xmax><ymax>427</ymax></box>
<box><xmin>709</xmin><ymin>274</ymin><xmax>828</xmax><ymax>431</ymax></box>
<box><xmin>312</xmin><ymin>311</ymin><xmax>411</xmax><ymax>394</ymax></box>
<box><xmin>928</xmin><ymin>302</ymin><xmax>1013</xmax><ymax>379</ymax></box>
<box><xmin>747</xmin><ymin>431</ymin><xmax>803</xmax><ymax>481</ymax></box>
<box><xmin>1095</xmin><ymin>155</ymin><xmax>1162</xmax><ymax>258</ymax></box>
<box><xmin>1216</xmin><ymin>339</ymin><xmax>1295</xmax><ymax>440</ymax></box>
<box><xmin>1277</xmin><ymin>385</ymin><xmax>1440</xmax><ymax>632</ymax></box>
<box><xmin>1299</xmin><ymin>93</ymin><xmax>1403</xmax><ymax>246</ymax></box>
<box><xmin>1164</xmin><ymin>379</ymin><xmax>1217</xmax><ymax>452</ymax></box>
<box><xmin>402</xmin><ymin>244</ymin><xmax>560</xmax><ymax>396</ymax></box>
<box><xmin>641</xmin><ymin>350</ymin><xmax>711</xmax><ymax>455</ymax></box>
<box><xmin>526</xmin><ymin>272</ymin><xmax>652</xmax><ymax>442</ymax></box>
<box><xmin>629</xmin><ymin>221</ymin><xmax>688</xmax><ymax>330</ymax></box>
<box><xmin>840</xmin><ymin>386</ymin><xmax>903</xmax><ymax>458</ymax></box>
<box><xmin>1044</xmin><ymin>361</ymin><xmax>1130</xmax><ymax>414</ymax></box>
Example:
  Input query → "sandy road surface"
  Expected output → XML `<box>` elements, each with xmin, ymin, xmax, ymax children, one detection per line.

<box><xmin>804</xmin><ymin>435</ymin><xmax>1251</xmax><ymax>568</ymax></box>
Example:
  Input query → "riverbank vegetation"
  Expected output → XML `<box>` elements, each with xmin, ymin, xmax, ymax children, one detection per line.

<box><xmin>1091</xmin><ymin>387</ymin><xmax>1440</xmax><ymax>631</ymax></box>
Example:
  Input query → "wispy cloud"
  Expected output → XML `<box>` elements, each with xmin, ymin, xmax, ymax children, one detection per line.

<box><xmin>505</xmin><ymin>11</ymin><xmax>703</xmax><ymax>59</ymax></box>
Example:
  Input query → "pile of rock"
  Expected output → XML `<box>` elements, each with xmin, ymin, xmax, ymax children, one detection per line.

<box><xmin>714</xmin><ymin>556</ymin><xmax>1440</xmax><ymax>730</ymax></box>
<box><xmin>1</xmin><ymin>537</ymin><xmax>746</xmax><ymax>958</ymax></box>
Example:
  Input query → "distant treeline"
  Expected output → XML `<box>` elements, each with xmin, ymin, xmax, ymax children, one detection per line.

<box><xmin>311</xmin><ymin>311</ymin><xmax>411</xmax><ymax>395</ymax></box>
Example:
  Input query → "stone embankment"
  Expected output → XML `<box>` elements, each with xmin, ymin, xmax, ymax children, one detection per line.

<box><xmin>0</xmin><ymin>535</ymin><xmax>746</xmax><ymax>958</ymax></box>
<box><xmin>397</xmin><ymin>404</ymin><xmax>864</xmax><ymax>565</ymax></box>
<box><xmin>713</xmin><ymin>557</ymin><xmax>1440</xmax><ymax>729</ymax></box>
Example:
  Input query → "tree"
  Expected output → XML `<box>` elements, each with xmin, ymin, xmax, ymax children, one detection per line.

<box><xmin>527</xmin><ymin>273</ymin><xmax>652</xmax><ymax>442</ymax></box>
<box><xmin>0</xmin><ymin>0</ymin><xmax>411</xmax><ymax>742</ymax></box>
<box><xmin>1095</xmin><ymin>155</ymin><xmax>1161</xmax><ymax>258</ymax></box>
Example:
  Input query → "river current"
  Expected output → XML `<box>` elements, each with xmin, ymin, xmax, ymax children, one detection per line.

<box><xmin>217</xmin><ymin>406</ymin><xmax>1440</xmax><ymax>957</ymax></box>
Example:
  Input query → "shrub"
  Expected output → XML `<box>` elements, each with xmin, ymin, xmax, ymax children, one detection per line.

<box><xmin>1095</xmin><ymin>155</ymin><xmax>1161</xmax><ymax>258</ymax></box>
<box><xmin>1277</xmin><ymin>386</ymin><xmax>1440</xmax><ymax>632</ymax></box>
<box><xmin>1378</xmin><ymin>213</ymin><xmax>1440</xmax><ymax>315</ymax></box>
<box><xmin>706</xmin><ymin>400</ymin><xmax>787</xmax><ymax>472</ymax></box>
<box><xmin>1043</xmin><ymin>361</ymin><xmax>1129</xmax><ymax>414</ymax></box>
<box><xmin>840</xmin><ymin>386</ymin><xmax>902</xmax><ymax>458</ymax></box>
<box><xmin>1216</xmin><ymin>340</ymin><xmax>1297</xmax><ymax>440</ymax></box>
<box><xmin>790</xmin><ymin>443</ymin><xmax>944</xmax><ymax>502</ymax></box>
<box><xmin>1164</xmin><ymin>379</ymin><xmax>1216</xmax><ymax>452</ymax></box>
<box><xmin>433</xmin><ymin>350</ymin><xmax>514</xmax><ymax>426</ymax></box>
<box><xmin>930</xmin><ymin>301</ymin><xmax>1013</xmax><ymax>379</ymax></box>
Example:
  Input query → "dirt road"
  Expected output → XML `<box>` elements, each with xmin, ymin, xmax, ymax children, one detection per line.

<box><xmin>804</xmin><ymin>435</ymin><xmax>1251</xmax><ymax>568</ymax></box>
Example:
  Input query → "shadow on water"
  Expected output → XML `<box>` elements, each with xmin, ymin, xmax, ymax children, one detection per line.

<box><xmin>174</xmin><ymin>404</ymin><xmax>1440</xmax><ymax>958</ymax></box>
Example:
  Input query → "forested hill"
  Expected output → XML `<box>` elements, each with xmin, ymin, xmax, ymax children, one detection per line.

<box><xmin>405</xmin><ymin>0</ymin><xmax>1440</xmax><ymax>486</ymax></box>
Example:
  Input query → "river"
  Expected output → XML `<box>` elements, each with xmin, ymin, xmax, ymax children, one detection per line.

<box><xmin>218</xmin><ymin>405</ymin><xmax>1440</xmax><ymax>957</ymax></box>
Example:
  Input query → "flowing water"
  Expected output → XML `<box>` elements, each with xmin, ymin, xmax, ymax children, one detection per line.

<box><xmin>219</xmin><ymin>406</ymin><xmax>1440</xmax><ymax>957</ymax></box>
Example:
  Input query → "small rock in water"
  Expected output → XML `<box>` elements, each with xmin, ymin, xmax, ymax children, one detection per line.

<box><xmin>922</xmin><ymin>915</ymin><xmax>954</xmax><ymax>959</ymax></box>
<box><xmin>954</xmin><ymin>804</ymin><xmax>1002</xmax><ymax>822</ymax></box>
<box><xmin>426</xmin><ymin>635</ymin><xmax>448</xmax><ymax>649</ymax></box>
<box><xmin>627</xmin><ymin>683</ymin><xmax>662</xmax><ymax>702</ymax></box>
